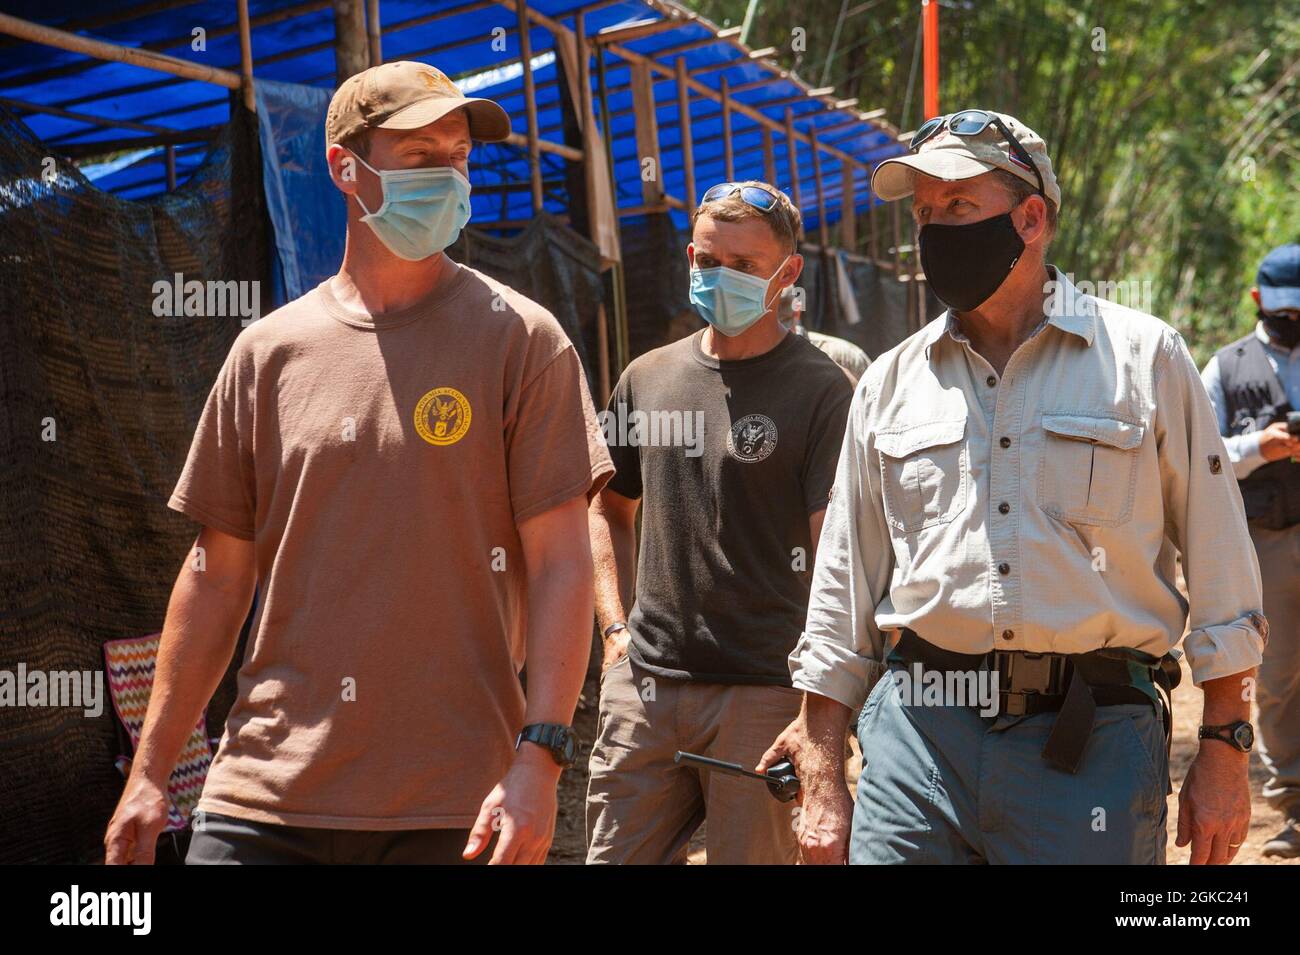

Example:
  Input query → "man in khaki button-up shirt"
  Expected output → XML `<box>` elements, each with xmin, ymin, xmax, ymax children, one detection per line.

<box><xmin>762</xmin><ymin>111</ymin><xmax>1266</xmax><ymax>866</ymax></box>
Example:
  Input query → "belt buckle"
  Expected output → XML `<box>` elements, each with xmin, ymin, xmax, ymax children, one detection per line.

<box><xmin>1004</xmin><ymin>651</ymin><xmax>1057</xmax><ymax>695</ymax></box>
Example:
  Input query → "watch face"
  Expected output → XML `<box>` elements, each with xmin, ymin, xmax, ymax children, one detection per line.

<box><xmin>1233</xmin><ymin>723</ymin><xmax>1255</xmax><ymax>751</ymax></box>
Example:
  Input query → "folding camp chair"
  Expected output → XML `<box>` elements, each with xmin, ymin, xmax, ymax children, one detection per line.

<box><xmin>103</xmin><ymin>633</ymin><xmax>214</xmax><ymax>855</ymax></box>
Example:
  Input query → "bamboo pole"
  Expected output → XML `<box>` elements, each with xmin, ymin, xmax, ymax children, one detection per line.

<box><xmin>596</xmin><ymin>301</ymin><xmax>611</xmax><ymax>406</ymax></box>
<box><xmin>596</xmin><ymin>40</ymin><xmax>629</xmax><ymax>376</ymax></box>
<box><xmin>2</xmin><ymin>0</ymin><xmax>326</xmax><ymax>89</ymax></box>
<box><xmin>607</xmin><ymin>41</ymin><xmax>868</xmax><ymax>172</ymax></box>
<box><xmin>54</xmin><ymin>129</ymin><xmax>218</xmax><ymax>158</ymax></box>
<box><xmin>0</xmin><ymin>11</ymin><xmax>242</xmax><ymax>89</ymax></box>
<box><xmin>165</xmin><ymin>145</ymin><xmax>177</xmax><ymax>190</ymax></box>
<box><xmin>594</xmin><ymin>15</ymin><xmax>696</xmax><ymax>45</ymax></box>
<box><xmin>840</xmin><ymin>165</ymin><xmax>856</xmax><ymax>250</ymax></box>
<box><xmin>810</xmin><ymin>125</ymin><xmax>829</xmax><ymax>247</ymax></box>
<box><xmin>505</xmin><ymin>0</ymin><xmax>896</xmax><ymax>176</ymax></box>
<box><xmin>892</xmin><ymin>200</ymin><xmax>902</xmax><ymax>275</ymax></box>
<box><xmin>515</xmin><ymin>0</ymin><xmax>543</xmax><ymax>213</ymax></box>
<box><xmin>630</xmin><ymin>60</ymin><xmax>662</xmax><ymax>207</ymax></box>
<box><xmin>676</xmin><ymin>56</ymin><xmax>696</xmax><ymax>207</ymax></box>
<box><xmin>0</xmin><ymin>95</ymin><xmax>177</xmax><ymax>133</ymax></box>
<box><xmin>868</xmin><ymin>200</ymin><xmax>879</xmax><ymax>262</ymax></box>
<box><xmin>576</xmin><ymin>15</ymin><xmax>598</xmax><ymax>238</ymax></box>
<box><xmin>333</xmin><ymin>0</ymin><xmax>368</xmax><ymax>85</ymax></box>
<box><xmin>503</xmin><ymin>133</ymin><xmax>583</xmax><ymax>162</ymax></box>
<box><xmin>366</xmin><ymin>0</ymin><xmax>382</xmax><ymax>66</ymax></box>
<box><xmin>762</xmin><ymin>125</ymin><xmax>776</xmax><ymax>187</ymax></box>
<box><xmin>721</xmin><ymin>74</ymin><xmax>734</xmax><ymax>181</ymax></box>
<box><xmin>578</xmin><ymin>7</ymin><xmax>611</xmax><ymax>402</ymax></box>
<box><xmin>784</xmin><ymin>107</ymin><xmax>802</xmax><ymax>209</ymax></box>
<box><xmin>236</xmin><ymin>0</ymin><xmax>255</xmax><ymax>112</ymax></box>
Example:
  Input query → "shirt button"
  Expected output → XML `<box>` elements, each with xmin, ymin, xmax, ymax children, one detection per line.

<box><xmin>999</xmin><ymin>436</ymin><xmax>1012</xmax><ymax>448</ymax></box>
<box><xmin>998</xmin><ymin>501</ymin><xmax>1010</xmax><ymax>514</ymax></box>
<box><xmin>986</xmin><ymin>375</ymin><xmax>997</xmax><ymax>387</ymax></box>
<box><xmin>998</xmin><ymin>562</ymin><xmax>1011</xmax><ymax>575</ymax></box>
<box><xmin>1001</xmin><ymin>629</ymin><xmax>1015</xmax><ymax>641</ymax></box>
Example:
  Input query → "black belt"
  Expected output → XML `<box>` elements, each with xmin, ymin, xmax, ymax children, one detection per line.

<box><xmin>890</xmin><ymin>629</ymin><xmax>1178</xmax><ymax>780</ymax></box>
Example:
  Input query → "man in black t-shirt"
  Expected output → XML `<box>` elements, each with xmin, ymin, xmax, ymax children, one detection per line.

<box><xmin>585</xmin><ymin>182</ymin><xmax>853</xmax><ymax>865</ymax></box>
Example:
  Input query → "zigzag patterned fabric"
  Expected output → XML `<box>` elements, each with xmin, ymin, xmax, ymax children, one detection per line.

<box><xmin>103</xmin><ymin>633</ymin><xmax>212</xmax><ymax>833</ymax></box>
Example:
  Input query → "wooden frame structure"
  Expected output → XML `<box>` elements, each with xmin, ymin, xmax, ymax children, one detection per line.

<box><xmin>0</xmin><ymin>0</ymin><xmax>928</xmax><ymax>394</ymax></box>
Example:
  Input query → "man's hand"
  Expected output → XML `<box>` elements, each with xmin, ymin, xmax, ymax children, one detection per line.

<box><xmin>104</xmin><ymin>775</ymin><xmax>169</xmax><ymax>865</ymax></box>
<box><xmin>601</xmin><ymin>628</ymin><xmax>631</xmax><ymax>673</ymax></box>
<box><xmin>1257</xmin><ymin>420</ymin><xmax>1300</xmax><ymax>462</ymax></box>
<box><xmin>463</xmin><ymin>745</ymin><xmax>562</xmax><ymax>865</ymax></box>
<box><xmin>1177</xmin><ymin>742</ymin><xmax>1252</xmax><ymax>864</ymax></box>
<box><xmin>758</xmin><ymin>697</ymin><xmax>854</xmax><ymax>865</ymax></box>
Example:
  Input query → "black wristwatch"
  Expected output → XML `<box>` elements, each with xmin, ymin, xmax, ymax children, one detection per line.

<box><xmin>1198</xmin><ymin>720</ymin><xmax>1255</xmax><ymax>753</ymax></box>
<box><xmin>516</xmin><ymin>723</ymin><xmax>578</xmax><ymax>768</ymax></box>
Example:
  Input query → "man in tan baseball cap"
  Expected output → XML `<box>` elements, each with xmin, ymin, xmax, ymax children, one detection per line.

<box><xmin>326</xmin><ymin>60</ymin><xmax>511</xmax><ymax>146</ymax></box>
<box><xmin>768</xmin><ymin>109</ymin><xmax>1266</xmax><ymax>866</ymax></box>
<box><xmin>105</xmin><ymin>59</ymin><xmax>616</xmax><ymax>867</ymax></box>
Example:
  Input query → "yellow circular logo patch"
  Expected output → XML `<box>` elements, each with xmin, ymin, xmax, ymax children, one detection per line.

<box><xmin>414</xmin><ymin>387</ymin><xmax>472</xmax><ymax>446</ymax></box>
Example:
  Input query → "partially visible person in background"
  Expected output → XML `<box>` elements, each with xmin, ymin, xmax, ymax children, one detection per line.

<box><xmin>781</xmin><ymin>286</ymin><xmax>871</xmax><ymax>386</ymax></box>
<box><xmin>585</xmin><ymin>181</ymin><xmax>853</xmax><ymax>864</ymax></box>
<box><xmin>1201</xmin><ymin>242</ymin><xmax>1300</xmax><ymax>859</ymax></box>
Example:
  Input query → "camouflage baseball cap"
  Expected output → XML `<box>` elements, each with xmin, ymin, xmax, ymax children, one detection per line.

<box><xmin>326</xmin><ymin>61</ymin><xmax>511</xmax><ymax>145</ymax></box>
<box><xmin>871</xmin><ymin>110</ymin><xmax>1061</xmax><ymax>209</ymax></box>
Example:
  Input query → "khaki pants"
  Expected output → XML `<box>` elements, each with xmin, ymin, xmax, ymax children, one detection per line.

<box><xmin>585</xmin><ymin>655</ymin><xmax>803</xmax><ymax>865</ymax></box>
<box><xmin>1252</xmin><ymin>523</ymin><xmax>1300</xmax><ymax>818</ymax></box>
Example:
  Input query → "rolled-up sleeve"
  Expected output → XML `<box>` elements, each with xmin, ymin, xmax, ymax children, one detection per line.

<box><xmin>789</xmin><ymin>377</ymin><xmax>894</xmax><ymax>711</ymax></box>
<box><xmin>1158</xmin><ymin>331</ymin><xmax>1267</xmax><ymax>684</ymax></box>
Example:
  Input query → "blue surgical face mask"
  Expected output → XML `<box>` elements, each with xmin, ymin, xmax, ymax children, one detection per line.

<box><xmin>689</xmin><ymin>255</ymin><xmax>791</xmax><ymax>337</ymax></box>
<box><xmin>351</xmin><ymin>153</ymin><xmax>472</xmax><ymax>261</ymax></box>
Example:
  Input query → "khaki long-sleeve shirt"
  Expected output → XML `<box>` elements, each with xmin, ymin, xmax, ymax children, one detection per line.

<box><xmin>791</xmin><ymin>269</ymin><xmax>1266</xmax><ymax>713</ymax></box>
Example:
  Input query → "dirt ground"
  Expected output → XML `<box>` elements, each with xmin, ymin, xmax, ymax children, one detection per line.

<box><xmin>548</xmin><ymin>656</ymin><xmax>1295</xmax><ymax>865</ymax></box>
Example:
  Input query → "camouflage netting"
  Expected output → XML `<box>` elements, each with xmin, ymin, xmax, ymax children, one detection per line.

<box><xmin>450</xmin><ymin>211</ymin><xmax>603</xmax><ymax>387</ymax></box>
<box><xmin>0</xmin><ymin>99</ymin><xmax>268</xmax><ymax>863</ymax></box>
<box><xmin>797</xmin><ymin>243</ymin><xmax>940</xmax><ymax>359</ymax></box>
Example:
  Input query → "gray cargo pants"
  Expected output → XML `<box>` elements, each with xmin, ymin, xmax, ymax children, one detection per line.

<box><xmin>849</xmin><ymin>666</ymin><xmax>1169</xmax><ymax>864</ymax></box>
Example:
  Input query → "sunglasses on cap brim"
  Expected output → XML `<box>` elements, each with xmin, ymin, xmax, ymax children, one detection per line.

<box><xmin>910</xmin><ymin>109</ymin><xmax>1047</xmax><ymax>199</ymax></box>
<box><xmin>701</xmin><ymin>182</ymin><xmax>780</xmax><ymax>213</ymax></box>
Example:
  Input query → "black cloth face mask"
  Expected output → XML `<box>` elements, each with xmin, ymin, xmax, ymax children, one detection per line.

<box><xmin>1261</xmin><ymin>310</ymin><xmax>1300</xmax><ymax>350</ymax></box>
<box><xmin>919</xmin><ymin>212</ymin><xmax>1025</xmax><ymax>312</ymax></box>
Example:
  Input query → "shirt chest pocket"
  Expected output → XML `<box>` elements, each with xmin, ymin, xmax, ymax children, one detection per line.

<box><xmin>1036</xmin><ymin>413</ymin><xmax>1145</xmax><ymax>527</ymax></box>
<box><xmin>876</xmin><ymin>418</ymin><xmax>968</xmax><ymax>533</ymax></box>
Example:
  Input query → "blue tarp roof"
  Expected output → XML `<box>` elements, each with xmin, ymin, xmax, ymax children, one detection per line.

<box><xmin>0</xmin><ymin>0</ymin><xmax>905</xmax><ymax>227</ymax></box>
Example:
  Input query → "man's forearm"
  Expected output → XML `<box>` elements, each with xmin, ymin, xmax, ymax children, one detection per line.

<box><xmin>589</xmin><ymin>504</ymin><xmax>635</xmax><ymax>634</ymax></box>
<box><xmin>132</xmin><ymin>560</ymin><xmax>252</xmax><ymax>786</ymax></box>
<box><xmin>522</xmin><ymin>560</ymin><xmax>594</xmax><ymax>727</ymax></box>
<box><xmin>802</xmin><ymin>692</ymin><xmax>853</xmax><ymax>787</ymax></box>
<box><xmin>1201</xmin><ymin>669</ymin><xmax>1256</xmax><ymax>728</ymax></box>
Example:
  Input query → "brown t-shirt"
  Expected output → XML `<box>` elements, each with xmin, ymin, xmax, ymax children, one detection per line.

<box><xmin>169</xmin><ymin>263</ymin><xmax>612</xmax><ymax>830</ymax></box>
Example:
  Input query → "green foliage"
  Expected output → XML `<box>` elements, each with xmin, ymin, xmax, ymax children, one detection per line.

<box><xmin>687</xmin><ymin>0</ymin><xmax>1299</xmax><ymax>363</ymax></box>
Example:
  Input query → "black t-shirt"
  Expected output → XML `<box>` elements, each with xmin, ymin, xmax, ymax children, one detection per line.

<box><xmin>604</xmin><ymin>329</ymin><xmax>854</xmax><ymax>684</ymax></box>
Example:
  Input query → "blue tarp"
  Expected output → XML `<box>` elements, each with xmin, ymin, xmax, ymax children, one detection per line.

<box><xmin>0</xmin><ymin>1</ymin><xmax>904</xmax><ymax>226</ymax></box>
<box><xmin>255</xmin><ymin>77</ymin><xmax>345</xmax><ymax>303</ymax></box>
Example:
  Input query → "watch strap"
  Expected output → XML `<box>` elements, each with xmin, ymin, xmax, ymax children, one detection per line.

<box><xmin>1198</xmin><ymin>721</ymin><xmax>1252</xmax><ymax>752</ymax></box>
<box><xmin>516</xmin><ymin>722</ymin><xmax>576</xmax><ymax>767</ymax></box>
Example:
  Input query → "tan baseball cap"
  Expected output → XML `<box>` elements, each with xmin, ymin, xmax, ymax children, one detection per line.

<box><xmin>326</xmin><ymin>61</ymin><xmax>511</xmax><ymax>146</ymax></box>
<box><xmin>871</xmin><ymin>111</ymin><xmax>1061</xmax><ymax>209</ymax></box>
